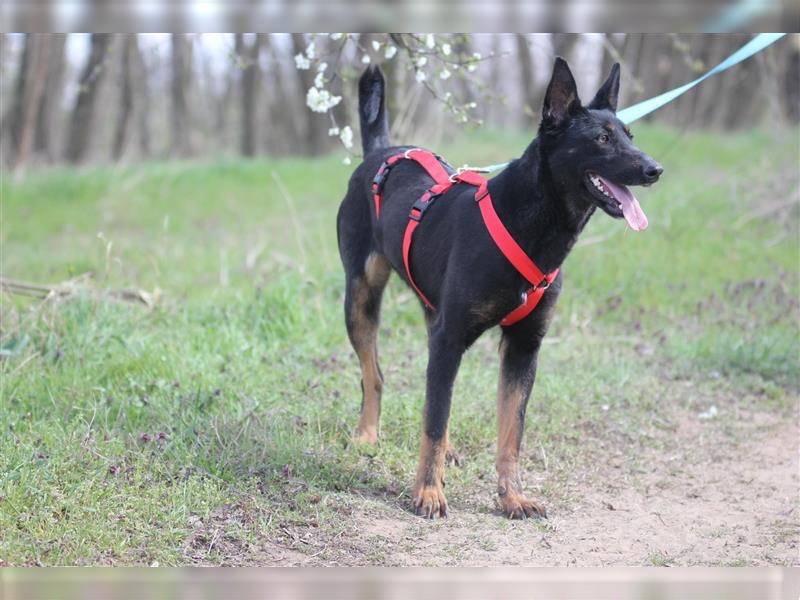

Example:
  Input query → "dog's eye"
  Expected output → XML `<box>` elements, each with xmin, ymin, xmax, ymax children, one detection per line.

<box><xmin>597</xmin><ymin>133</ymin><xmax>610</xmax><ymax>144</ymax></box>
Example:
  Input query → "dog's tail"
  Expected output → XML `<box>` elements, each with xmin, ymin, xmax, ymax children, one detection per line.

<box><xmin>358</xmin><ymin>65</ymin><xmax>390</xmax><ymax>155</ymax></box>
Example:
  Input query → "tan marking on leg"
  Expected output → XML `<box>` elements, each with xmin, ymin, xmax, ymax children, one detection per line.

<box><xmin>354</xmin><ymin>343</ymin><xmax>381</xmax><ymax>444</ymax></box>
<box><xmin>495</xmin><ymin>339</ymin><xmax>546</xmax><ymax>519</ymax></box>
<box><xmin>349</xmin><ymin>262</ymin><xmax>388</xmax><ymax>444</ymax></box>
<box><xmin>412</xmin><ymin>431</ymin><xmax>448</xmax><ymax>518</ymax></box>
<box><xmin>364</xmin><ymin>252</ymin><xmax>390</xmax><ymax>288</ymax></box>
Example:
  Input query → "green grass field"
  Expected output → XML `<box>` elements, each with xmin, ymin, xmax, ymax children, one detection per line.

<box><xmin>1</xmin><ymin>126</ymin><xmax>798</xmax><ymax>566</ymax></box>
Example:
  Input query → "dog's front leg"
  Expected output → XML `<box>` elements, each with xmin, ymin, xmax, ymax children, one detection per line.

<box><xmin>412</xmin><ymin>323</ymin><xmax>464</xmax><ymax>519</ymax></box>
<box><xmin>495</xmin><ymin>329</ymin><xmax>547</xmax><ymax>519</ymax></box>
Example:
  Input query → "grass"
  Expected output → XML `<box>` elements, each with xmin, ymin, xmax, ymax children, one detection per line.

<box><xmin>1</xmin><ymin>125</ymin><xmax>798</xmax><ymax>565</ymax></box>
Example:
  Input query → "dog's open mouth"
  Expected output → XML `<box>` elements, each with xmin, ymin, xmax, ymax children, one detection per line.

<box><xmin>585</xmin><ymin>172</ymin><xmax>649</xmax><ymax>232</ymax></box>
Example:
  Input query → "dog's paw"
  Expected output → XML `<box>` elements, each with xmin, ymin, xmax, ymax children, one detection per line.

<box><xmin>412</xmin><ymin>483</ymin><xmax>448</xmax><ymax>519</ymax></box>
<box><xmin>445</xmin><ymin>444</ymin><xmax>462</xmax><ymax>468</ymax></box>
<box><xmin>498</xmin><ymin>491</ymin><xmax>547</xmax><ymax>520</ymax></box>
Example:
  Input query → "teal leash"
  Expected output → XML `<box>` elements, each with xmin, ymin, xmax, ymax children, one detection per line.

<box><xmin>462</xmin><ymin>33</ymin><xmax>787</xmax><ymax>176</ymax></box>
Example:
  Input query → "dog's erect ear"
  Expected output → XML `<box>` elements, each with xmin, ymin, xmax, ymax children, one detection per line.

<box><xmin>542</xmin><ymin>57</ymin><xmax>581</xmax><ymax>126</ymax></box>
<box><xmin>588</xmin><ymin>63</ymin><xmax>621</xmax><ymax>112</ymax></box>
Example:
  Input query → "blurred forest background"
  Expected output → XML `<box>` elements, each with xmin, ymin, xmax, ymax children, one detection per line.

<box><xmin>1</xmin><ymin>34</ymin><xmax>800</xmax><ymax>169</ymax></box>
<box><xmin>2</xmin><ymin>33</ymin><xmax>799</xmax><ymax>172</ymax></box>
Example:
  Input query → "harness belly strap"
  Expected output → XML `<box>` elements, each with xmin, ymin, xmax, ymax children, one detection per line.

<box><xmin>371</xmin><ymin>149</ymin><xmax>557</xmax><ymax>325</ymax></box>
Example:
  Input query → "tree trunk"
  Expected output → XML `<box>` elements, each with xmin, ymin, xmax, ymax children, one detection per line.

<box><xmin>170</xmin><ymin>34</ymin><xmax>193</xmax><ymax>158</ymax></box>
<box><xmin>131</xmin><ymin>36</ymin><xmax>151</xmax><ymax>158</ymax></box>
<box><xmin>783</xmin><ymin>35</ymin><xmax>800</xmax><ymax>123</ymax></box>
<box><xmin>515</xmin><ymin>34</ymin><xmax>538</xmax><ymax>127</ymax></box>
<box><xmin>551</xmin><ymin>34</ymin><xmax>580</xmax><ymax>64</ymax></box>
<box><xmin>620</xmin><ymin>34</ymin><xmax>646</xmax><ymax>106</ymax></box>
<box><xmin>5</xmin><ymin>34</ymin><xmax>33</xmax><ymax>166</ymax></box>
<box><xmin>64</xmin><ymin>33</ymin><xmax>112</xmax><ymax>163</ymax></box>
<box><xmin>112</xmin><ymin>35</ymin><xmax>135</xmax><ymax>160</ymax></box>
<box><xmin>11</xmin><ymin>35</ymin><xmax>51</xmax><ymax>172</ymax></box>
<box><xmin>719</xmin><ymin>35</ymin><xmax>762</xmax><ymax>129</ymax></box>
<box><xmin>264</xmin><ymin>38</ymin><xmax>300</xmax><ymax>155</ymax></box>
<box><xmin>238</xmin><ymin>34</ymin><xmax>263</xmax><ymax>156</ymax></box>
<box><xmin>34</xmin><ymin>33</ymin><xmax>66</xmax><ymax>162</ymax></box>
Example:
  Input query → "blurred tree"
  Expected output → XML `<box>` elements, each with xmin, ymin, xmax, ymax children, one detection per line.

<box><xmin>551</xmin><ymin>34</ymin><xmax>579</xmax><ymax>64</ymax></box>
<box><xmin>170</xmin><ymin>34</ymin><xmax>194</xmax><ymax>157</ymax></box>
<box><xmin>112</xmin><ymin>35</ymin><xmax>136</xmax><ymax>160</ymax></box>
<box><xmin>6</xmin><ymin>35</ymin><xmax>48</xmax><ymax>169</ymax></box>
<box><xmin>132</xmin><ymin>36</ymin><xmax>152</xmax><ymax>158</ymax></box>
<box><xmin>34</xmin><ymin>33</ymin><xmax>66</xmax><ymax>162</ymax></box>
<box><xmin>784</xmin><ymin>35</ymin><xmax>800</xmax><ymax>123</ymax></box>
<box><xmin>515</xmin><ymin>34</ymin><xmax>538</xmax><ymax>127</ymax></box>
<box><xmin>211</xmin><ymin>38</ymin><xmax>235</xmax><ymax>151</ymax></box>
<box><xmin>263</xmin><ymin>39</ymin><xmax>301</xmax><ymax>155</ymax></box>
<box><xmin>64</xmin><ymin>33</ymin><xmax>111</xmax><ymax>163</ymax></box>
<box><xmin>237</xmin><ymin>33</ymin><xmax>264</xmax><ymax>156</ymax></box>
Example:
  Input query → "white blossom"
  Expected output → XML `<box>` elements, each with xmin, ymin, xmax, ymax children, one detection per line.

<box><xmin>317</xmin><ymin>62</ymin><xmax>328</xmax><ymax>72</ymax></box>
<box><xmin>425</xmin><ymin>34</ymin><xmax>435</xmax><ymax>49</ymax></box>
<box><xmin>469</xmin><ymin>101</ymin><xmax>477</xmax><ymax>108</ymax></box>
<box><xmin>339</xmin><ymin>126</ymin><xmax>353</xmax><ymax>149</ymax></box>
<box><xmin>384</xmin><ymin>45</ymin><xmax>397</xmax><ymax>59</ymax></box>
<box><xmin>467</xmin><ymin>64</ymin><xmax>477</xmax><ymax>72</ymax></box>
<box><xmin>343</xmin><ymin>156</ymin><xmax>352</xmax><ymax>165</ymax></box>
<box><xmin>328</xmin><ymin>127</ymin><xmax>340</xmax><ymax>136</ymax></box>
<box><xmin>314</xmin><ymin>72</ymin><xmax>325</xmax><ymax>88</ymax></box>
<box><xmin>415</xmin><ymin>70</ymin><xmax>426</xmax><ymax>83</ymax></box>
<box><xmin>329</xmin><ymin>33</ymin><xmax>343</xmax><ymax>40</ymax></box>
<box><xmin>439</xmin><ymin>69</ymin><xmax>451</xmax><ymax>80</ymax></box>
<box><xmin>472</xmin><ymin>51</ymin><xmax>482</xmax><ymax>60</ymax></box>
<box><xmin>415</xmin><ymin>56</ymin><xmax>427</xmax><ymax>67</ymax></box>
<box><xmin>305</xmin><ymin>42</ymin><xmax>316</xmax><ymax>59</ymax></box>
<box><xmin>442</xmin><ymin>43</ymin><xmax>451</xmax><ymax>56</ymax></box>
<box><xmin>371</xmin><ymin>40</ymin><xmax>381</xmax><ymax>51</ymax></box>
<box><xmin>361</xmin><ymin>54</ymin><xmax>371</xmax><ymax>64</ymax></box>
<box><xmin>294</xmin><ymin>53</ymin><xmax>311</xmax><ymax>70</ymax></box>
<box><xmin>306</xmin><ymin>87</ymin><xmax>342</xmax><ymax>113</ymax></box>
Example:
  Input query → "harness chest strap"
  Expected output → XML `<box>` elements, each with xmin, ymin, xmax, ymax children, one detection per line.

<box><xmin>373</xmin><ymin>150</ymin><xmax>558</xmax><ymax>326</ymax></box>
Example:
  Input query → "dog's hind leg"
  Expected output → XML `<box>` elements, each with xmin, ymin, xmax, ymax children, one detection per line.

<box><xmin>494</xmin><ymin>328</ymin><xmax>547</xmax><ymax>519</ymax></box>
<box><xmin>344</xmin><ymin>252</ymin><xmax>391</xmax><ymax>444</ymax></box>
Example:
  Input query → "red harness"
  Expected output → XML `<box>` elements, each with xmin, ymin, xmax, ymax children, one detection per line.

<box><xmin>372</xmin><ymin>148</ymin><xmax>559</xmax><ymax>327</ymax></box>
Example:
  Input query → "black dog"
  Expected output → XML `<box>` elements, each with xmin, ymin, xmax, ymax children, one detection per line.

<box><xmin>337</xmin><ymin>58</ymin><xmax>662</xmax><ymax>519</ymax></box>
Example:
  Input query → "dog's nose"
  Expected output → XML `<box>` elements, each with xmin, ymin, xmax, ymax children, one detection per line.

<box><xmin>643</xmin><ymin>162</ymin><xmax>663</xmax><ymax>183</ymax></box>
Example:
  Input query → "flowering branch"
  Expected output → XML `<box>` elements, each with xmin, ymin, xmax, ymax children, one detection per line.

<box><xmin>294</xmin><ymin>33</ymin><xmax>500</xmax><ymax>162</ymax></box>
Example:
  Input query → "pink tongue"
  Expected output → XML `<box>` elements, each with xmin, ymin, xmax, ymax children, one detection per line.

<box><xmin>600</xmin><ymin>177</ymin><xmax>648</xmax><ymax>231</ymax></box>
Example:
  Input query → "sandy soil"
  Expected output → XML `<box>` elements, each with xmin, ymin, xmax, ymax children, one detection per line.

<box><xmin>256</xmin><ymin>398</ymin><xmax>798</xmax><ymax>567</ymax></box>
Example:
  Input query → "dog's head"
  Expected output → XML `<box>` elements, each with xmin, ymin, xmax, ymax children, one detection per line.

<box><xmin>539</xmin><ymin>58</ymin><xmax>663</xmax><ymax>231</ymax></box>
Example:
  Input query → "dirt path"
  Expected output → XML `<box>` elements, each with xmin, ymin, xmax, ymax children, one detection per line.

<box><xmin>268</xmin><ymin>398</ymin><xmax>798</xmax><ymax>566</ymax></box>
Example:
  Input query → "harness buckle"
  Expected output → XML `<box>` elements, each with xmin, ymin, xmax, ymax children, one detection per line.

<box><xmin>537</xmin><ymin>277</ymin><xmax>550</xmax><ymax>290</ymax></box>
<box><xmin>372</xmin><ymin>164</ymin><xmax>388</xmax><ymax>190</ymax></box>
<box><xmin>448</xmin><ymin>167</ymin><xmax>466</xmax><ymax>183</ymax></box>
<box><xmin>409</xmin><ymin>190</ymin><xmax>441</xmax><ymax>222</ymax></box>
<box><xmin>404</xmin><ymin>147</ymin><xmax>422</xmax><ymax>159</ymax></box>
